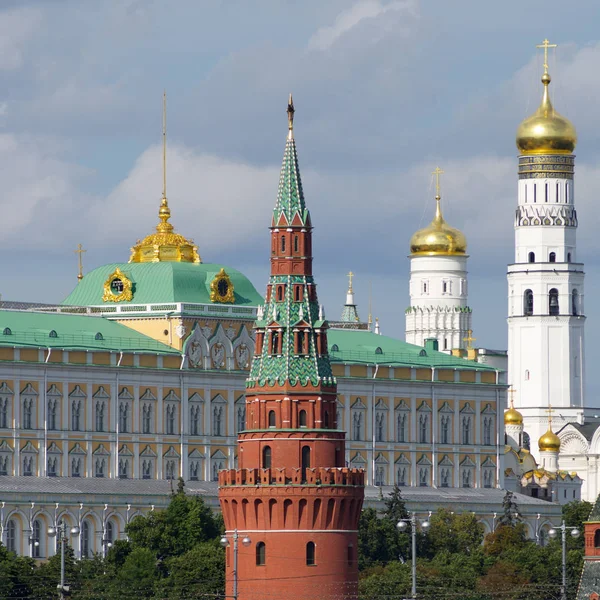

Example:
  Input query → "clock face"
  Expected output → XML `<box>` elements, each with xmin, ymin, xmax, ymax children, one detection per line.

<box><xmin>217</xmin><ymin>278</ymin><xmax>229</xmax><ymax>297</ymax></box>
<box><xmin>111</xmin><ymin>278</ymin><xmax>124</xmax><ymax>294</ymax></box>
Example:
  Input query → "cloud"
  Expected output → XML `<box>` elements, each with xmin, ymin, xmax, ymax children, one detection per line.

<box><xmin>308</xmin><ymin>0</ymin><xmax>417</xmax><ymax>51</ymax></box>
<box><xmin>0</xmin><ymin>6</ymin><xmax>42</xmax><ymax>70</ymax></box>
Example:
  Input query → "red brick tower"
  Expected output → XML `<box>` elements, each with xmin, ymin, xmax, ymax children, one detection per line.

<box><xmin>219</xmin><ymin>97</ymin><xmax>365</xmax><ymax>600</ymax></box>
<box><xmin>576</xmin><ymin>496</ymin><xmax>600</xmax><ymax>599</ymax></box>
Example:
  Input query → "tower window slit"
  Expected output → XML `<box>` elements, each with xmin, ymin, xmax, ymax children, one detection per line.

<box><xmin>281</xmin><ymin>235</ymin><xmax>286</xmax><ymax>253</ymax></box>
<box><xmin>545</xmin><ymin>183</ymin><xmax>548</xmax><ymax>202</ymax></box>
<box><xmin>524</xmin><ymin>289</ymin><xmax>534</xmax><ymax>316</ymax></box>
<box><xmin>549</xmin><ymin>288</ymin><xmax>559</xmax><ymax>316</ymax></box>
<box><xmin>549</xmin><ymin>252</ymin><xmax>556</xmax><ymax>263</ymax></box>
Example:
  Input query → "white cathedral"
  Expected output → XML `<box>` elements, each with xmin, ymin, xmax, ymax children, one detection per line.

<box><xmin>405</xmin><ymin>42</ymin><xmax>600</xmax><ymax>502</ymax></box>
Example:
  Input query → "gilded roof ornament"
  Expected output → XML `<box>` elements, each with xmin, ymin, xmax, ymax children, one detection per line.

<box><xmin>538</xmin><ymin>405</ymin><xmax>561</xmax><ymax>452</ymax></box>
<box><xmin>504</xmin><ymin>387</ymin><xmax>523</xmax><ymax>425</ymax></box>
<box><xmin>129</xmin><ymin>92</ymin><xmax>201</xmax><ymax>264</ymax></box>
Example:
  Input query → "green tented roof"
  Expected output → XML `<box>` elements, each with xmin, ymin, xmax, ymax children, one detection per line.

<box><xmin>327</xmin><ymin>329</ymin><xmax>499</xmax><ymax>371</ymax></box>
<box><xmin>62</xmin><ymin>262</ymin><xmax>263</xmax><ymax>307</ymax></box>
<box><xmin>0</xmin><ymin>310</ymin><xmax>178</xmax><ymax>354</ymax></box>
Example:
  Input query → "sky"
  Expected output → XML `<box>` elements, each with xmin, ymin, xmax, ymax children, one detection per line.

<box><xmin>3</xmin><ymin>0</ymin><xmax>600</xmax><ymax>399</ymax></box>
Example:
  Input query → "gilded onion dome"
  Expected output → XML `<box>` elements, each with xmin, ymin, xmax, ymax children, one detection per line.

<box><xmin>410</xmin><ymin>195</ymin><xmax>467</xmax><ymax>256</ymax></box>
<box><xmin>539</xmin><ymin>427</ymin><xmax>561</xmax><ymax>452</ymax></box>
<box><xmin>504</xmin><ymin>391</ymin><xmax>523</xmax><ymax>425</ymax></box>
<box><xmin>516</xmin><ymin>68</ymin><xmax>577</xmax><ymax>155</ymax></box>
<box><xmin>129</xmin><ymin>197</ymin><xmax>201</xmax><ymax>263</ymax></box>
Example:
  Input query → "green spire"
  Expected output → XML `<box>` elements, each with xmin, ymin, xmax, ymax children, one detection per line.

<box><xmin>272</xmin><ymin>94</ymin><xmax>309</xmax><ymax>227</ymax></box>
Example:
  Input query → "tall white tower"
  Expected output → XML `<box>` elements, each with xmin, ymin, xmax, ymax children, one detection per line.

<box><xmin>406</xmin><ymin>168</ymin><xmax>472</xmax><ymax>352</ymax></box>
<box><xmin>507</xmin><ymin>40</ymin><xmax>585</xmax><ymax>452</ymax></box>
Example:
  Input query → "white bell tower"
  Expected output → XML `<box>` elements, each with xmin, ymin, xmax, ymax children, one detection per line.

<box><xmin>507</xmin><ymin>40</ymin><xmax>585</xmax><ymax>451</ymax></box>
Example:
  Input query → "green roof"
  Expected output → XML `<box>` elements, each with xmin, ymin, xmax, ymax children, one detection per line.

<box><xmin>0</xmin><ymin>310</ymin><xmax>178</xmax><ymax>354</ymax></box>
<box><xmin>62</xmin><ymin>262</ymin><xmax>263</xmax><ymax>307</ymax></box>
<box><xmin>327</xmin><ymin>329</ymin><xmax>499</xmax><ymax>371</ymax></box>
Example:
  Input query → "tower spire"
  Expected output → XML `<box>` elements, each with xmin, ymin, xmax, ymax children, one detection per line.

<box><xmin>162</xmin><ymin>90</ymin><xmax>167</xmax><ymax>200</ymax></box>
<box><xmin>287</xmin><ymin>93</ymin><xmax>294</xmax><ymax>139</ymax></box>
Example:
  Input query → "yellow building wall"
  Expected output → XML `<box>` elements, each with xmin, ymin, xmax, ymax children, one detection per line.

<box><xmin>139</xmin><ymin>355</ymin><xmax>157</xmax><ymax>368</ymax></box>
<box><xmin>437</xmin><ymin>369</ymin><xmax>454</xmax><ymax>382</ymax></box>
<box><xmin>69</xmin><ymin>351</ymin><xmax>87</xmax><ymax>365</ymax></box>
<box><xmin>116</xmin><ymin>317</ymin><xmax>179</xmax><ymax>349</ymax></box>
<box><xmin>459</xmin><ymin>370</ymin><xmax>476</xmax><ymax>383</ymax></box>
<box><xmin>481</xmin><ymin>372</ymin><xmax>496</xmax><ymax>384</ymax></box>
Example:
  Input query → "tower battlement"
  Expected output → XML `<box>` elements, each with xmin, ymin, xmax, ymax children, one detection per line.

<box><xmin>218</xmin><ymin>466</ymin><xmax>364</xmax><ymax>487</ymax></box>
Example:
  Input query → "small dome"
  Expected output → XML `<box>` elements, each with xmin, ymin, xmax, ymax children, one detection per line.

<box><xmin>410</xmin><ymin>196</ymin><xmax>466</xmax><ymax>256</ymax></box>
<box><xmin>504</xmin><ymin>407</ymin><xmax>523</xmax><ymax>426</ymax></box>
<box><xmin>516</xmin><ymin>72</ymin><xmax>577</xmax><ymax>155</ymax></box>
<box><xmin>539</xmin><ymin>428</ymin><xmax>561</xmax><ymax>452</ymax></box>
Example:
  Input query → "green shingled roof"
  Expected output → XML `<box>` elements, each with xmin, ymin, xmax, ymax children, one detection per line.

<box><xmin>327</xmin><ymin>329</ymin><xmax>499</xmax><ymax>371</ymax></box>
<box><xmin>0</xmin><ymin>310</ymin><xmax>178</xmax><ymax>354</ymax></box>
<box><xmin>62</xmin><ymin>262</ymin><xmax>263</xmax><ymax>307</ymax></box>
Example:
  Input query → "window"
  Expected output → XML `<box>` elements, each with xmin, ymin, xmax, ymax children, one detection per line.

<box><xmin>142</xmin><ymin>460</ymin><xmax>152</xmax><ymax>479</ymax></box>
<box><xmin>397</xmin><ymin>467</ymin><xmax>407</xmax><ymax>486</ymax></box>
<box><xmin>236</xmin><ymin>405</ymin><xmax>245</xmax><ymax>433</ymax></box>
<box><xmin>484</xmin><ymin>470</ymin><xmax>493</xmax><ymax>488</ymax></box>
<box><xmin>442</xmin><ymin>281</ymin><xmax>447</xmax><ymax>293</ymax></box>
<box><xmin>71</xmin><ymin>400</ymin><xmax>81</xmax><ymax>431</ymax></box>
<box><xmin>549</xmin><ymin>288</ymin><xmax>559</xmax><ymax>316</ymax></box>
<box><xmin>191</xmin><ymin>405</ymin><xmax>201</xmax><ymax>436</ymax></box>
<box><xmin>572</xmin><ymin>290</ymin><xmax>579</xmax><ymax>316</ymax></box>
<box><xmin>483</xmin><ymin>418</ymin><xmax>493</xmax><ymax>446</ymax></box>
<box><xmin>189</xmin><ymin>461</ymin><xmax>200</xmax><ymax>481</ymax></box>
<box><xmin>213</xmin><ymin>406</ymin><xmax>223</xmax><ymax>436</ymax></box>
<box><xmin>595</xmin><ymin>529</ymin><xmax>600</xmax><ymax>549</ymax></box>
<box><xmin>270</xmin><ymin>331</ymin><xmax>279</xmax><ymax>354</ymax></box>
<box><xmin>419</xmin><ymin>468</ymin><xmax>428</xmax><ymax>487</ymax></box>
<box><xmin>375</xmin><ymin>412</ymin><xmax>385</xmax><ymax>442</ymax></box>
<box><xmin>166</xmin><ymin>405</ymin><xmax>176</xmax><ymax>435</ymax></box>
<box><xmin>0</xmin><ymin>456</ymin><xmax>8</xmax><ymax>475</ymax></box>
<box><xmin>23</xmin><ymin>456</ymin><xmax>33</xmax><ymax>476</ymax></box>
<box><xmin>462</xmin><ymin>470</ymin><xmax>472</xmax><ymax>488</ymax></box>
<box><xmin>440</xmin><ymin>468</ymin><xmax>450</xmax><ymax>487</ymax></box>
<box><xmin>301</xmin><ymin>446</ymin><xmax>311</xmax><ymax>481</ymax></box>
<box><xmin>281</xmin><ymin>235</ymin><xmax>286</xmax><ymax>253</ymax></box>
<box><xmin>47</xmin><ymin>457</ymin><xmax>57</xmax><ymax>477</ymax></box>
<box><xmin>118</xmin><ymin>459</ymin><xmax>129</xmax><ymax>479</ymax></box>
<box><xmin>294</xmin><ymin>285</ymin><xmax>302</xmax><ymax>302</ymax></box>
<box><xmin>48</xmin><ymin>399</ymin><xmax>57</xmax><ymax>431</ymax></box>
<box><xmin>268</xmin><ymin>410</ymin><xmax>276</xmax><ymax>428</ymax></box>
<box><xmin>347</xmin><ymin>545</ymin><xmax>354</xmax><ymax>566</ymax></box>
<box><xmin>422</xmin><ymin>281</ymin><xmax>428</xmax><ymax>294</ymax></box>
<box><xmin>6</xmin><ymin>519</ymin><xmax>15</xmax><ymax>553</ymax></box>
<box><xmin>324</xmin><ymin>411</ymin><xmax>330</xmax><ymax>428</ymax></box>
<box><xmin>375</xmin><ymin>465</ymin><xmax>385</xmax><ymax>486</ymax></box>
<box><xmin>419</xmin><ymin>414</ymin><xmax>428</xmax><ymax>443</ymax></box>
<box><xmin>23</xmin><ymin>399</ymin><xmax>33</xmax><ymax>430</ymax></box>
<box><xmin>567</xmin><ymin>252</ymin><xmax>572</xmax><ymax>262</ymax></box>
<box><xmin>306</xmin><ymin>542</ymin><xmax>316</xmax><ymax>566</ymax></box>
<box><xmin>256</xmin><ymin>542</ymin><xmax>266</xmax><ymax>566</ymax></box>
<box><xmin>32</xmin><ymin>519</ymin><xmax>41</xmax><ymax>558</ymax></box>
<box><xmin>0</xmin><ymin>399</ymin><xmax>7</xmax><ymax>429</ymax></box>
<box><xmin>165</xmin><ymin>460</ymin><xmax>176</xmax><ymax>480</ymax></box>
<box><xmin>524</xmin><ymin>289</ymin><xmax>534</xmax><ymax>316</ymax></box>
<box><xmin>106</xmin><ymin>522</ymin><xmax>114</xmax><ymax>546</ymax></box>
<box><xmin>262</xmin><ymin>446</ymin><xmax>272</xmax><ymax>469</ymax></box>
<box><xmin>441</xmin><ymin>416</ymin><xmax>450</xmax><ymax>444</ymax></box>
<box><xmin>142</xmin><ymin>404</ymin><xmax>152</xmax><ymax>434</ymax></box>
<box><xmin>81</xmin><ymin>521</ymin><xmax>90</xmax><ymax>558</ymax></box>
<box><xmin>353</xmin><ymin>412</ymin><xmax>362</xmax><ymax>440</ymax></box>
<box><xmin>95</xmin><ymin>458</ymin><xmax>106</xmax><ymax>478</ymax></box>
<box><xmin>397</xmin><ymin>413</ymin><xmax>407</xmax><ymax>443</ymax></box>
<box><xmin>96</xmin><ymin>402</ymin><xmax>105</xmax><ymax>432</ymax></box>
<box><xmin>119</xmin><ymin>402</ymin><xmax>129</xmax><ymax>433</ymax></box>
<box><xmin>461</xmin><ymin>417</ymin><xmax>471</xmax><ymax>445</ymax></box>
<box><xmin>72</xmin><ymin>458</ymin><xmax>81</xmax><ymax>478</ymax></box>
<box><xmin>549</xmin><ymin>252</ymin><xmax>556</xmax><ymax>263</ymax></box>
<box><xmin>294</xmin><ymin>235</ymin><xmax>299</xmax><ymax>253</ymax></box>
<box><xmin>299</xmin><ymin>410</ymin><xmax>307</xmax><ymax>428</ymax></box>
<box><xmin>277</xmin><ymin>286</ymin><xmax>284</xmax><ymax>302</ymax></box>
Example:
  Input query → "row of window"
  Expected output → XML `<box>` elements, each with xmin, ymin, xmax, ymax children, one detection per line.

<box><xmin>252</xmin><ymin>541</ymin><xmax>338</xmax><ymax>567</ymax></box>
<box><xmin>522</xmin><ymin>181</ymin><xmax>571</xmax><ymax>204</ymax></box>
<box><xmin>526</xmin><ymin>251</ymin><xmax>571</xmax><ymax>263</ymax></box>
<box><xmin>349</xmin><ymin>411</ymin><xmax>495</xmax><ymax>445</ymax></box>
<box><xmin>420</xmin><ymin>279</ymin><xmax>467</xmax><ymax>296</ymax></box>
<box><xmin>522</xmin><ymin>288</ymin><xmax>579</xmax><ymax>316</ymax></box>
<box><xmin>391</xmin><ymin>466</ymin><xmax>495</xmax><ymax>488</ymax></box>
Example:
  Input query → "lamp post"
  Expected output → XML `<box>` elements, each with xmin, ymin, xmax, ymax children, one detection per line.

<box><xmin>548</xmin><ymin>520</ymin><xmax>580</xmax><ymax>600</ymax></box>
<box><xmin>397</xmin><ymin>513</ymin><xmax>430</xmax><ymax>599</ymax></box>
<box><xmin>48</xmin><ymin>521</ymin><xmax>80</xmax><ymax>600</ymax></box>
<box><xmin>220</xmin><ymin>529</ymin><xmax>251</xmax><ymax>600</ymax></box>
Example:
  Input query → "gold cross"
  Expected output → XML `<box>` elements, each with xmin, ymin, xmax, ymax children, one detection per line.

<box><xmin>463</xmin><ymin>328</ymin><xmax>476</xmax><ymax>350</ymax></box>
<box><xmin>74</xmin><ymin>244</ymin><xmax>86</xmax><ymax>282</ymax></box>
<box><xmin>536</xmin><ymin>38</ymin><xmax>557</xmax><ymax>74</ymax></box>
<box><xmin>508</xmin><ymin>387</ymin><xmax>517</xmax><ymax>408</ymax></box>
<box><xmin>545</xmin><ymin>404</ymin><xmax>555</xmax><ymax>426</ymax></box>
<box><xmin>432</xmin><ymin>166</ymin><xmax>444</xmax><ymax>198</ymax></box>
<box><xmin>347</xmin><ymin>271</ymin><xmax>354</xmax><ymax>292</ymax></box>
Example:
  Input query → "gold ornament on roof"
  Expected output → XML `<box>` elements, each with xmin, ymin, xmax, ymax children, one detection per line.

<box><xmin>539</xmin><ymin>405</ymin><xmax>561</xmax><ymax>452</ymax></box>
<box><xmin>102</xmin><ymin>267</ymin><xmax>133</xmax><ymax>303</ymax></box>
<box><xmin>74</xmin><ymin>243</ymin><xmax>86</xmax><ymax>282</ymax></box>
<box><xmin>129</xmin><ymin>92</ymin><xmax>201</xmax><ymax>264</ymax></box>
<box><xmin>504</xmin><ymin>387</ymin><xmax>523</xmax><ymax>425</ymax></box>
<box><xmin>516</xmin><ymin>39</ymin><xmax>577</xmax><ymax>155</ymax></box>
<box><xmin>410</xmin><ymin>167</ymin><xmax>467</xmax><ymax>256</ymax></box>
<box><xmin>210</xmin><ymin>268</ymin><xmax>235</xmax><ymax>304</ymax></box>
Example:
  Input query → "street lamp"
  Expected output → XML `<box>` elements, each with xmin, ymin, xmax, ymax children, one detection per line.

<box><xmin>220</xmin><ymin>529</ymin><xmax>251</xmax><ymax>600</ymax></box>
<box><xmin>397</xmin><ymin>513</ymin><xmax>430</xmax><ymax>599</ymax></box>
<box><xmin>548</xmin><ymin>520</ymin><xmax>580</xmax><ymax>600</ymax></box>
<box><xmin>48</xmin><ymin>521</ymin><xmax>80</xmax><ymax>600</ymax></box>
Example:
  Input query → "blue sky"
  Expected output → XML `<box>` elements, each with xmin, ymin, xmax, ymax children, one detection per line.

<box><xmin>3</xmin><ymin>0</ymin><xmax>600</xmax><ymax>400</ymax></box>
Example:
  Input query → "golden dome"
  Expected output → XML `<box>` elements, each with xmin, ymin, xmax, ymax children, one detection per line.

<box><xmin>504</xmin><ymin>407</ymin><xmax>523</xmax><ymax>426</ymax></box>
<box><xmin>410</xmin><ymin>196</ymin><xmax>467</xmax><ymax>256</ymax></box>
<box><xmin>539</xmin><ymin>428</ymin><xmax>561</xmax><ymax>452</ymax></box>
<box><xmin>516</xmin><ymin>70</ymin><xmax>577</xmax><ymax>155</ymax></box>
<box><xmin>129</xmin><ymin>197</ymin><xmax>201</xmax><ymax>264</ymax></box>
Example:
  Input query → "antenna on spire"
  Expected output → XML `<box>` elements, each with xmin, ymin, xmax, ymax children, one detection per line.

<box><xmin>536</xmin><ymin>38</ymin><xmax>557</xmax><ymax>75</ymax></box>
<box><xmin>287</xmin><ymin>93</ymin><xmax>295</xmax><ymax>139</ymax></box>
<box><xmin>162</xmin><ymin>90</ymin><xmax>167</xmax><ymax>200</ymax></box>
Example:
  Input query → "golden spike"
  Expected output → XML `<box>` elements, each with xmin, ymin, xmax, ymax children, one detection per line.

<box><xmin>536</xmin><ymin>38</ymin><xmax>557</xmax><ymax>75</ymax></box>
<box><xmin>347</xmin><ymin>271</ymin><xmax>354</xmax><ymax>293</ymax></box>
<box><xmin>287</xmin><ymin>93</ymin><xmax>295</xmax><ymax>139</ymax></box>
<box><xmin>463</xmin><ymin>328</ymin><xmax>476</xmax><ymax>350</ymax></box>
<box><xmin>74</xmin><ymin>244</ymin><xmax>86</xmax><ymax>282</ymax></box>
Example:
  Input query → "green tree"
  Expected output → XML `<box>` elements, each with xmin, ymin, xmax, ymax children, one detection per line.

<box><xmin>111</xmin><ymin>546</ymin><xmax>158</xmax><ymax>599</ymax></box>
<box><xmin>0</xmin><ymin>545</ymin><xmax>35</xmax><ymax>600</ymax></box>
<box><xmin>483</xmin><ymin>523</ymin><xmax>528</xmax><ymax>557</ymax></box>
<box><xmin>32</xmin><ymin>543</ymin><xmax>80</xmax><ymax>600</ymax></box>
<box><xmin>498</xmin><ymin>490</ymin><xmax>522</xmax><ymax>527</ymax></box>
<box><xmin>425</xmin><ymin>509</ymin><xmax>485</xmax><ymax>557</ymax></box>
<box><xmin>562</xmin><ymin>499</ymin><xmax>593</xmax><ymax>550</ymax></box>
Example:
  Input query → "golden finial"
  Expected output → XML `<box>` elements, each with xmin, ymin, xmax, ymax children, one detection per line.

<box><xmin>156</xmin><ymin>91</ymin><xmax>173</xmax><ymax>235</ymax></box>
<box><xmin>74</xmin><ymin>244</ymin><xmax>86</xmax><ymax>282</ymax></box>
<box><xmin>287</xmin><ymin>93</ymin><xmax>295</xmax><ymax>139</ymax></box>
<box><xmin>347</xmin><ymin>271</ymin><xmax>354</xmax><ymax>293</ymax></box>
<box><xmin>508</xmin><ymin>387</ymin><xmax>517</xmax><ymax>409</ymax></box>
<box><xmin>432</xmin><ymin>166</ymin><xmax>444</xmax><ymax>199</ymax></box>
<box><xmin>536</xmin><ymin>38</ymin><xmax>557</xmax><ymax>75</ymax></box>
<box><xmin>545</xmin><ymin>404</ymin><xmax>555</xmax><ymax>428</ymax></box>
<box><xmin>368</xmin><ymin>280</ymin><xmax>373</xmax><ymax>329</ymax></box>
<box><xmin>162</xmin><ymin>89</ymin><xmax>167</xmax><ymax>200</ymax></box>
<box><xmin>463</xmin><ymin>329</ymin><xmax>476</xmax><ymax>350</ymax></box>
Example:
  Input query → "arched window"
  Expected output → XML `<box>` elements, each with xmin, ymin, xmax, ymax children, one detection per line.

<box><xmin>549</xmin><ymin>288</ymin><xmax>559</xmax><ymax>316</ymax></box>
<box><xmin>594</xmin><ymin>529</ymin><xmax>600</xmax><ymax>548</ymax></box>
<box><xmin>299</xmin><ymin>410</ymin><xmax>307</xmax><ymax>427</ymax></box>
<box><xmin>549</xmin><ymin>252</ymin><xmax>556</xmax><ymax>263</ymax></box>
<box><xmin>524</xmin><ymin>289</ymin><xmax>534</xmax><ymax>316</ymax></box>
<box><xmin>572</xmin><ymin>289</ymin><xmax>579</xmax><ymax>316</ymax></box>
<box><xmin>567</xmin><ymin>252</ymin><xmax>572</xmax><ymax>262</ymax></box>
<box><xmin>262</xmin><ymin>446</ymin><xmax>272</xmax><ymax>469</ymax></box>
<box><xmin>81</xmin><ymin>521</ymin><xmax>90</xmax><ymax>558</ymax></box>
<box><xmin>461</xmin><ymin>417</ymin><xmax>471</xmax><ymax>445</ymax></box>
<box><xmin>528</xmin><ymin>252</ymin><xmax>535</xmax><ymax>263</ymax></box>
<box><xmin>6</xmin><ymin>519</ymin><xmax>15</xmax><ymax>553</ymax></box>
<box><xmin>106</xmin><ymin>521</ymin><xmax>114</xmax><ymax>545</ymax></box>
<box><xmin>306</xmin><ymin>541</ymin><xmax>316</xmax><ymax>566</ymax></box>
<box><xmin>32</xmin><ymin>519</ymin><xmax>41</xmax><ymax>558</ymax></box>
<box><xmin>256</xmin><ymin>541</ymin><xmax>266</xmax><ymax>565</ymax></box>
